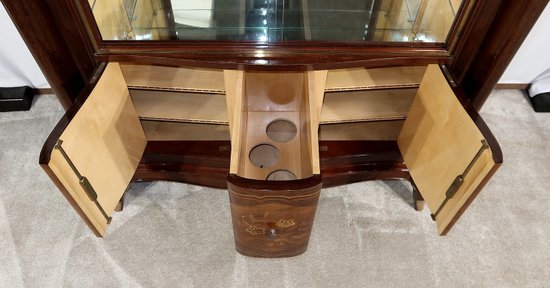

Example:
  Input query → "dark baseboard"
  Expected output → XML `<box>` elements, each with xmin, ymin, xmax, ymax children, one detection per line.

<box><xmin>0</xmin><ymin>86</ymin><xmax>34</xmax><ymax>112</ymax></box>
<box><xmin>31</xmin><ymin>88</ymin><xmax>54</xmax><ymax>95</ymax></box>
<box><xmin>495</xmin><ymin>83</ymin><xmax>530</xmax><ymax>90</ymax></box>
<box><xmin>530</xmin><ymin>93</ymin><xmax>550</xmax><ymax>112</ymax></box>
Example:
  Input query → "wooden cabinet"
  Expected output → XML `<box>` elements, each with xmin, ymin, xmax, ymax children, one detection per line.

<box><xmin>4</xmin><ymin>0</ymin><xmax>545</xmax><ymax>258</ymax></box>
<box><xmin>39</xmin><ymin>61</ymin><xmax>501</xmax><ymax>256</ymax></box>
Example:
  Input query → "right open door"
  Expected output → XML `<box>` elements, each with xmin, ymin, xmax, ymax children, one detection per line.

<box><xmin>398</xmin><ymin>65</ymin><xmax>502</xmax><ymax>235</ymax></box>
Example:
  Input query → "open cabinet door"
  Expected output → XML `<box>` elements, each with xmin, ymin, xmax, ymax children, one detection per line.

<box><xmin>41</xmin><ymin>63</ymin><xmax>147</xmax><ymax>237</ymax></box>
<box><xmin>398</xmin><ymin>65</ymin><xmax>502</xmax><ymax>235</ymax></box>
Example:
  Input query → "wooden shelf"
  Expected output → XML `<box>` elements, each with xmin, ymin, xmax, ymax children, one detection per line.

<box><xmin>320</xmin><ymin>88</ymin><xmax>416</xmax><ymax>124</ymax></box>
<box><xmin>325</xmin><ymin>66</ymin><xmax>426</xmax><ymax>91</ymax></box>
<box><xmin>130</xmin><ymin>89</ymin><xmax>228</xmax><ymax>124</ymax></box>
<box><xmin>141</xmin><ymin>121</ymin><xmax>230</xmax><ymax>141</ymax></box>
<box><xmin>121</xmin><ymin>64</ymin><xmax>225</xmax><ymax>94</ymax></box>
<box><xmin>319</xmin><ymin>121</ymin><xmax>405</xmax><ymax>141</ymax></box>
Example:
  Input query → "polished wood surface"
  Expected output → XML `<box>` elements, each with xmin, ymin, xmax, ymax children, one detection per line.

<box><xmin>19</xmin><ymin>0</ymin><xmax>527</xmax><ymax>254</ymax></box>
<box><xmin>131</xmin><ymin>140</ymin><xmax>408</xmax><ymax>189</ymax></box>
<box><xmin>0</xmin><ymin>0</ymin><xmax>96</xmax><ymax>109</ymax></box>
<box><xmin>36</xmin><ymin>61</ymin><xmax>506</xmax><ymax>255</ymax></box>
<box><xmin>228</xmin><ymin>174</ymin><xmax>322</xmax><ymax>257</ymax></box>
<box><xmin>3</xmin><ymin>0</ymin><xmax>547</xmax><ymax>110</ymax></box>
<box><xmin>449</xmin><ymin>0</ymin><xmax>550</xmax><ymax>110</ymax></box>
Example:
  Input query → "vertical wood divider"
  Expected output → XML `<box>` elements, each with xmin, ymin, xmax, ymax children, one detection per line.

<box><xmin>224</xmin><ymin>69</ymin><xmax>245</xmax><ymax>174</ymax></box>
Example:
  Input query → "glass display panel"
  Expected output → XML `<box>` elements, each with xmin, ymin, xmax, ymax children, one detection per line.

<box><xmin>88</xmin><ymin>0</ymin><xmax>462</xmax><ymax>43</ymax></box>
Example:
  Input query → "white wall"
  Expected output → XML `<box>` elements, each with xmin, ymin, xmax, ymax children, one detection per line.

<box><xmin>500</xmin><ymin>3</ymin><xmax>550</xmax><ymax>84</ymax></box>
<box><xmin>0</xmin><ymin>4</ymin><xmax>49</xmax><ymax>88</ymax></box>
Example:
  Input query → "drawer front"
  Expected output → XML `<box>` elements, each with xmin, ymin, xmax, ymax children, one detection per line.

<box><xmin>228</xmin><ymin>175</ymin><xmax>322</xmax><ymax>258</ymax></box>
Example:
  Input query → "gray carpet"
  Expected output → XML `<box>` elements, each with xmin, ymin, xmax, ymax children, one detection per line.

<box><xmin>0</xmin><ymin>90</ymin><xmax>549</xmax><ymax>287</ymax></box>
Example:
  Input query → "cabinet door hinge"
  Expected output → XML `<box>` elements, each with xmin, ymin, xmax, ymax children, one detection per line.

<box><xmin>54</xmin><ymin>140</ymin><xmax>112</xmax><ymax>223</ymax></box>
<box><xmin>431</xmin><ymin>140</ymin><xmax>489</xmax><ymax>220</ymax></box>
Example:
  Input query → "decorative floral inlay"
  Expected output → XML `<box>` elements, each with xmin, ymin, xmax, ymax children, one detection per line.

<box><xmin>245</xmin><ymin>225</ymin><xmax>265</xmax><ymax>236</ymax></box>
<box><xmin>276</xmin><ymin>219</ymin><xmax>296</xmax><ymax>228</ymax></box>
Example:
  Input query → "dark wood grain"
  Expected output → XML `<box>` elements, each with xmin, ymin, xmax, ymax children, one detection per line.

<box><xmin>452</xmin><ymin>0</ymin><xmax>550</xmax><ymax>110</ymax></box>
<box><xmin>5</xmin><ymin>0</ymin><xmax>547</xmax><ymax>108</ymax></box>
<box><xmin>0</xmin><ymin>0</ymin><xmax>96</xmax><ymax>109</ymax></box>
<box><xmin>133</xmin><ymin>141</ymin><xmax>231</xmax><ymax>189</ymax></box>
<box><xmin>228</xmin><ymin>174</ymin><xmax>322</xmax><ymax>257</ymax></box>
<box><xmin>131</xmin><ymin>140</ymin><xmax>411</xmax><ymax>190</ymax></box>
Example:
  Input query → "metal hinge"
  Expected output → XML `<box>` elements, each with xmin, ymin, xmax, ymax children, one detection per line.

<box><xmin>54</xmin><ymin>140</ymin><xmax>112</xmax><ymax>223</ymax></box>
<box><xmin>431</xmin><ymin>140</ymin><xmax>490</xmax><ymax>220</ymax></box>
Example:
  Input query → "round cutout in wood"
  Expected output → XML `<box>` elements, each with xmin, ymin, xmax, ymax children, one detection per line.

<box><xmin>266</xmin><ymin>119</ymin><xmax>297</xmax><ymax>143</ymax></box>
<box><xmin>249</xmin><ymin>144</ymin><xmax>280</xmax><ymax>169</ymax></box>
<box><xmin>266</xmin><ymin>170</ymin><xmax>297</xmax><ymax>181</ymax></box>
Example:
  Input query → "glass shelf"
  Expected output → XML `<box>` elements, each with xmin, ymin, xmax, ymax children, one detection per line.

<box><xmin>89</xmin><ymin>0</ymin><xmax>460</xmax><ymax>43</ymax></box>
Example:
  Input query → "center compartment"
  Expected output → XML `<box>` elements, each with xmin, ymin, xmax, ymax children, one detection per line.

<box><xmin>226</xmin><ymin>70</ymin><xmax>323</xmax><ymax>257</ymax></box>
<box><xmin>236</xmin><ymin>71</ymin><xmax>317</xmax><ymax>181</ymax></box>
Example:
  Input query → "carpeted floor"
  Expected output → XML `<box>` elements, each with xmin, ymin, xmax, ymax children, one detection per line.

<box><xmin>0</xmin><ymin>90</ymin><xmax>549</xmax><ymax>287</ymax></box>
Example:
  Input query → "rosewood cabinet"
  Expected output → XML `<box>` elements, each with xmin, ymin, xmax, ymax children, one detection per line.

<box><xmin>3</xmin><ymin>0</ymin><xmax>547</xmax><ymax>257</ymax></box>
<box><xmin>39</xmin><ymin>61</ymin><xmax>500</xmax><ymax>257</ymax></box>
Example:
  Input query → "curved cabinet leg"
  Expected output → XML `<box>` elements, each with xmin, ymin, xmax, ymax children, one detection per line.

<box><xmin>114</xmin><ymin>194</ymin><xmax>125</xmax><ymax>212</ymax></box>
<box><xmin>411</xmin><ymin>180</ymin><xmax>425</xmax><ymax>212</ymax></box>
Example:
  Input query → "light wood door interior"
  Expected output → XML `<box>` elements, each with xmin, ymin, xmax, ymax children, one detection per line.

<box><xmin>397</xmin><ymin>64</ymin><xmax>497</xmax><ymax>235</ymax></box>
<box><xmin>47</xmin><ymin>63</ymin><xmax>147</xmax><ymax>237</ymax></box>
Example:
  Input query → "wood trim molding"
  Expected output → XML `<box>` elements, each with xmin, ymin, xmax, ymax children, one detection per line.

<box><xmin>32</xmin><ymin>88</ymin><xmax>55</xmax><ymax>95</ymax></box>
<box><xmin>494</xmin><ymin>83</ymin><xmax>530</xmax><ymax>90</ymax></box>
<box><xmin>0</xmin><ymin>0</ymin><xmax>90</xmax><ymax>109</ymax></box>
<box><xmin>453</xmin><ymin>0</ymin><xmax>549</xmax><ymax>110</ymax></box>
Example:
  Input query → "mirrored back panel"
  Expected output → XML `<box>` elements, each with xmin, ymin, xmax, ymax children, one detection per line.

<box><xmin>88</xmin><ymin>0</ymin><xmax>462</xmax><ymax>43</ymax></box>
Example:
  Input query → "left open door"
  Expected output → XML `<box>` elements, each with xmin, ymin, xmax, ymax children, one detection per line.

<box><xmin>40</xmin><ymin>63</ymin><xmax>147</xmax><ymax>237</ymax></box>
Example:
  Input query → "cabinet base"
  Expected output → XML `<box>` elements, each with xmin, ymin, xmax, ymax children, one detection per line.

<box><xmin>132</xmin><ymin>140</ymin><xmax>413</xmax><ymax>257</ymax></box>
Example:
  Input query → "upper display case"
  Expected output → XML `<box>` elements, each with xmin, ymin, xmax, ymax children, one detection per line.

<box><xmin>89</xmin><ymin>0</ymin><xmax>461</xmax><ymax>43</ymax></box>
<box><xmin>2</xmin><ymin>0</ymin><xmax>547</xmax><ymax>110</ymax></box>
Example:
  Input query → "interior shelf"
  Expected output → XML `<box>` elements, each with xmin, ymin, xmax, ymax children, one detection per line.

<box><xmin>130</xmin><ymin>89</ymin><xmax>228</xmax><ymax>124</ymax></box>
<box><xmin>325</xmin><ymin>66</ymin><xmax>426</xmax><ymax>92</ymax></box>
<box><xmin>319</xmin><ymin>120</ymin><xmax>405</xmax><ymax>141</ymax></box>
<box><xmin>320</xmin><ymin>88</ymin><xmax>416</xmax><ymax>124</ymax></box>
<box><xmin>141</xmin><ymin>120</ymin><xmax>230</xmax><ymax>141</ymax></box>
<box><xmin>121</xmin><ymin>64</ymin><xmax>226</xmax><ymax>94</ymax></box>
